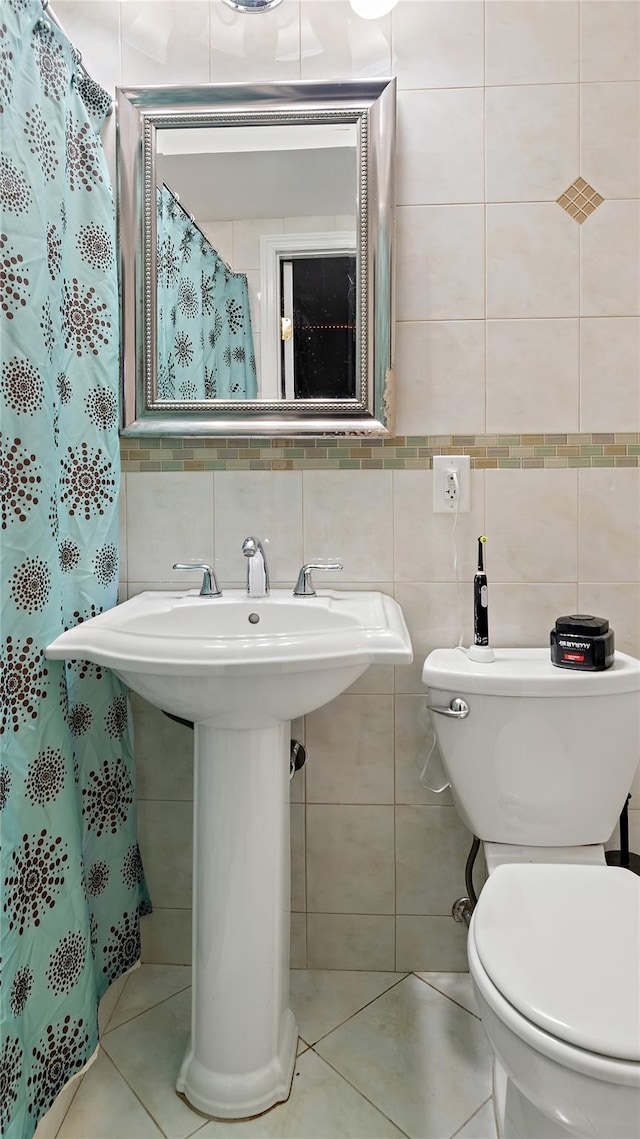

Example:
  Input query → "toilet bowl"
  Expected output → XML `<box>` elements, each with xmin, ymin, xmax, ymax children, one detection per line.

<box><xmin>422</xmin><ymin>648</ymin><xmax>640</xmax><ymax>1139</ymax></box>
<box><xmin>468</xmin><ymin>862</ymin><xmax>640</xmax><ymax>1139</ymax></box>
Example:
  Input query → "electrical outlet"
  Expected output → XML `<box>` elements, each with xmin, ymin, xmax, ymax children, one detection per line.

<box><xmin>432</xmin><ymin>455</ymin><xmax>471</xmax><ymax>513</ymax></box>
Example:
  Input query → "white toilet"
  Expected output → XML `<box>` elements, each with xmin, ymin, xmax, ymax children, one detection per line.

<box><xmin>422</xmin><ymin>648</ymin><xmax>640</xmax><ymax>1139</ymax></box>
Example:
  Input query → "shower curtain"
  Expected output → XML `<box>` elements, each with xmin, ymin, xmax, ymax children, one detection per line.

<box><xmin>156</xmin><ymin>184</ymin><xmax>257</xmax><ymax>400</ymax></box>
<box><xmin>0</xmin><ymin>4</ymin><xmax>150</xmax><ymax>1137</ymax></box>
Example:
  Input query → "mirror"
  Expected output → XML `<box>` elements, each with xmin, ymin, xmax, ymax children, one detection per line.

<box><xmin>116</xmin><ymin>80</ymin><xmax>396</xmax><ymax>436</ymax></box>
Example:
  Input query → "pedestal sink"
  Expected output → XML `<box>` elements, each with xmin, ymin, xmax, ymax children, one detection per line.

<box><xmin>46</xmin><ymin>588</ymin><xmax>412</xmax><ymax>1119</ymax></box>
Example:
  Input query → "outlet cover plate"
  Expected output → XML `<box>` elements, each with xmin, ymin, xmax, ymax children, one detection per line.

<box><xmin>433</xmin><ymin>455</ymin><xmax>471</xmax><ymax>513</ymax></box>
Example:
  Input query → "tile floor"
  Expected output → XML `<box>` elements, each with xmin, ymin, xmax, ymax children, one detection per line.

<box><xmin>56</xmin><ymin>966</ymin><xmax>497</xmax><ymax>1139</ymax></box>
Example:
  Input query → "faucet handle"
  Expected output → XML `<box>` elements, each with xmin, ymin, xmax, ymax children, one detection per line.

<box><xmin>172</xmin><ymin>562</ymin><xmax>222</xmax><ymax>598</ymax></box>
<box><xmin>293</xmin><ymin>561</ymin><xmax>343</xmax><ymax>597</ymax></box>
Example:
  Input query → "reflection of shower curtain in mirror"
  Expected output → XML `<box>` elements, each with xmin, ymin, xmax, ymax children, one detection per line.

<box><xmin>156</xmin><ymin>186</ymin><xmax>257</xmax><ymax>400</ymax></box>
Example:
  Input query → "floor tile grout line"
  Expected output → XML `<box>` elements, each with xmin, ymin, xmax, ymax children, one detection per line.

<box><xmin>411</xmin><ymin>973</ymin><xmax>482</xmax><ymax>1021</ymax></box>
<box><xmin>52</xmin><ymin>1073</ymin><xmax>83</xmax><ymax>1139</ymax></box>
<box><xmin>88</xmin><ymin>1048</ymin><xmax>167</xmax><ymax>1139</ymax></box>
<box><xmin>102</xmin><ymin>982</ymin><xmax>193</xmax><ymax>1036</ymax></box>
<box><xmin>103</xmin><ymin>971</ymin><xmax>133</xmax><ymax>1033</ymax></box>
<box><xmin>306</xmin><ymin>1047</ymin><xmax>414</xmax><ymax>1139</ymax></box>
<box><xmin>449</xmin><ymin>1095</ymin><xmax>494</xmax><ymax>1139</ymax></box>
<box><xmin>304</xmin><ymin>972</ymin><xmax>410</xmax><ymax>1048</ymax></box>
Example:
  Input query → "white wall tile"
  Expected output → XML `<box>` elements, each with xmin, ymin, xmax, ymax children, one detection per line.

<box><xmin>345</xmin><ymin>664</ymin><xmax>394</xmax><ymax>696</ymax></box>
<box><xmin>53</xmin><ymin>1</ymin><xmax>121</xmax><ymax>95</ymax></box>
<box><xmin>394</xmin><ymin>694</ymin><xmax>454</xmax><ymax>807</ymax></box>
<box><xmin>581</xmin><ymin>83</ymin><xmax>640</xmax><ymax>200</ymax></box>
<box><xmin>396</xmin><ymin>205</ymin><xmax>485</xmax><ymax>321</ymax></box>
<box><xmin>580</xmin><ymin>1</ymin><xmax>640</xmax><ymax>82</ymax></box>
<box><xmin>397</xmin><ymin>89</ymin><xmax>484</xmax><ymax>206</ymax></box>
<box><xmin>392</xmin><ymin>0</ymin><xmax>484</xmax><ymax>90</ymax></box>
<box><xmin>395</xmin><ymin>805</ymin><xmax>473</xmax><ymax>914</ymax></box>
<box><xmin>306</xmin><ymin>805</ymin><xmax>395</xmax><ymax>914</ymax></box>
<box><xmin>131</xmin><ymin>695</ymin><xmax>193</xmax><ymax>802</ymax></box>
<box><xmin>232</xmin><ymin>217</ymin><xmax>283</xmax><ymax>272</ymax></box>
<box><xmin>486</xmin><ymin>469</ymin><xmax>578</xmax><ymax>583</ymax></box>
<box><xmin>577</xmin><ymin>584</ymin><xmax>640</xmax><ymax>659</ymax></box>
<box><xmin>138</xmin><ymin>800</ymin><xmax>192</xmax><ymax>909</ymax></box>
<box><xmin>393</xmin><ymin>583</ymin><xmax>474</xmax><ymax>694</ymax></box>
<box><xmin>307</xmin><ymin>914</ymin><xmax>395</xmax><ymax>971</ymax></box>
<box><xmin>291</xmin><ymin>802</ymin><xmax>306</xmax><ymax>913</ymax></box>
<box><xmin>581</xmin><ymin>201</ymin><xmax>640</xmax><ymax>317</ymax></box>
<box><xmin>485</xmin><ymin>85</ymin><xmax>579</xmax><ymax>203</ymax></box>
<box><xmin>199</xmin><ymin>219</ymin><xmax>234</xmax><ymax>267</ymax></box>
<box><xmin>302</xmin><ymin>470</ymin><xmax>393</xmax><ymax>581</ymax></box>
<box><xmin>489</xmin><ymin>583</ymin><xmax>579</xmax><ymax>648</ymax></box>
<box><xmin>487</xmin><ymin>204</ymin><xmax>579</xmax><ymax>319</ymax></box>
<box><xmin>393</xmin><ymin>470</ymin><xmax>486</xmax><ymax>583</ymax></box>
<box><xmin>305</xmin><ymin>695</ymin><xmax>395</xmax><ymax>805</ymax></box>
<box><xmin>121</xmin><ymin>1</ymin><xmax>210</xmax><ymax>85</ymax></box>
<box><xmin>140</xmin><ymin>909</ymin><xmax>191</xmax><ymax>965</ymax></box>
<box><xmin>125</xmin><ymin>472</ymin><xmax>214</xmax><ymax>584</ymax></box>
<box><xmin>486</xmin><ymin>1</ymin><xmax>579</xmax><ymax>85</ymax></box>
<box><xmin>213</xmin><ymin>470</ymin><xmax>302</xmax><ymax>583</ymax></box>
<box><xmin>395</xmin><ymin>320</ymin><xmax>485</xmax><ymax>435</ymax></box>
<box><xmin>283</xmin><ymin>214</ymin><xmax>336</xmax><ymax>235</ymax></box>
<box><xmin>578</xmin><ymin>468</ymin><xmax>640</xmax><ymax>582</ymax></box>
<box><xmin>486</xmin><ymin>319</ymin><xmax>579</xmax><ymax>433</ymax></box>
<box><xmin>290</xmin><ymin>912</ymin><xmax>307</xmax><ymax>969</ymax></box>
<box><xmin>209</xmin><ymin>0</ymin><xmax>300</xmax><ymax>83</ymax></box>
<box><xmin>300</xmin><ymin>1</ymin><xmax>391</xmax><ymax>80</ymax></box>
<box><xmin>579</xmin><ymin>318</ymin><xmax>640</xmax><ymax>432</ymax></box>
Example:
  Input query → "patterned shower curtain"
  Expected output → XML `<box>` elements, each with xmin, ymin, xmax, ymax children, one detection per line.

<box><xmin>0</xmin><ymin>4</ymin><xmax>150</xmax><ymax>1138</ymax></box>
<box><xmin>156</xmin><ymin>184</ymin><xmax>257</xmax><ymax>400</ymax></box>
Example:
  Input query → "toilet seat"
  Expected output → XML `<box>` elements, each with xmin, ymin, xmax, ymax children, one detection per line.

<box><xmin>471</xmin><ymin>863</ymin><xmax>640</xmax><ymax>1063</ymax></box>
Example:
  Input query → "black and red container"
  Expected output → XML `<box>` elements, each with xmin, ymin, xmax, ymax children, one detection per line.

<box><xmin>550</xmin><ymin>614</ymin><xmax>615</xmax><ymax>671</ymax></box>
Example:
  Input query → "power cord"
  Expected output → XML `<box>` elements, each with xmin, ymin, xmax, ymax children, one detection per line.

<box><xmin>416</xmin><ymin>464</ymin><xmax>465</xmax><ymax>794</ymax></box>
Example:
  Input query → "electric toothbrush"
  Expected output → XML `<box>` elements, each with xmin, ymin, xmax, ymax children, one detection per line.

<box><xmin>468</xmin><ymin>535</ymin><xmax>495</xmax><ymax>663</ymax></box>
<box><xmin>474</xmin><ymin>535</ymin><xmax>489</xmax><ymax>646</ymax></box>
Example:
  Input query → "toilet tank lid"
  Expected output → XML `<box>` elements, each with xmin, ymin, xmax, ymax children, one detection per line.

<box><xmin>422</xmin><ymin>648</ymin><xmax>640</xmax><ymax>696</ymax></box>
<box><xmin>472</xmin><ymin>864</ymin><xmax>640</xmax><ymax>1062</ymax></box>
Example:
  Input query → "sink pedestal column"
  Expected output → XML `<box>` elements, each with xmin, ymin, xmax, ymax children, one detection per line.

<box><xmin>176</xmin><ymin>721</ymin><xmax>297</xmax><ymax>1119</ymax></box>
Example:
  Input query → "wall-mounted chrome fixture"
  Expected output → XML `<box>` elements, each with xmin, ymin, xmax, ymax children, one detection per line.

<box><xmin>222</xmin><ymin>0</ymin><xmax>284</xmax><ymax>12</ymax></box>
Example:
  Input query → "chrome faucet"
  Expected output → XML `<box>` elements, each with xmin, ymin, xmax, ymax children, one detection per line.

<box><xmin>173</xmin><ymin>562</ymin><xmax>222</xmax><ymax>597</ymax></box>
<box><xmin>241</xmin><ymin>537</ymin><xmax>269</xmax><ymax>598</ymax></box>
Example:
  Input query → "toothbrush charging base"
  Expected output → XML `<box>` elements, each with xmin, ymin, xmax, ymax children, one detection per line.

<box><xmin>467</xmin><ymin>645</ymin><xmax>496</xmax><ymax>663</ymax></box>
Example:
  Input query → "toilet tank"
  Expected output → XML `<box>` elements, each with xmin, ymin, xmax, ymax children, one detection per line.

<box><xmin>422</xmin><ymin>649</ymin><xmax>640</xmax><ymax>846</ymax></box>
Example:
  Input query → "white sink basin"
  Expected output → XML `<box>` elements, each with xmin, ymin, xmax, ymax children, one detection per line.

<box><xmin>46</xmin><ymin>588</ymin><xmax>412</xmax><ymax>728</ymax></box>
<box><xmin>46</xmin><ymin>587</ymin><xmax>412</xmax><ymax>1121</ymax></box>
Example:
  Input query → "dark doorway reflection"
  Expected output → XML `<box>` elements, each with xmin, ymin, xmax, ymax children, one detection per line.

<box><xmin>280</xmin><ymin>255</ymin><xmax>356</xmax><ymax>400</ymax></box>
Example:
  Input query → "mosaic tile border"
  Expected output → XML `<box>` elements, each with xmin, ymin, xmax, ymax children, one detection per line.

<box><xmin>120</xmin><ymin>433</ymin><xmax>640</xmax><ymax>472</ymax></box>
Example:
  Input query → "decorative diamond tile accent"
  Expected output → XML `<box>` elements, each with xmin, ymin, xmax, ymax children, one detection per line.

<box><xmin>557</xmin><ymin>177</ymin><xmax>604</xmax><ymax>224</ymax></box>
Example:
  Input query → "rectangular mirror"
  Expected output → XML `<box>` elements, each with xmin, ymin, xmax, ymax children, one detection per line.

<box><xmin>116</xmin><ymin>79</ymin><xmax>395</xmax><ymax>436</ymax></box>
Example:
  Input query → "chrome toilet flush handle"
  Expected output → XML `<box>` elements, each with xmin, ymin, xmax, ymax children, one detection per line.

<box><xmin>427</xmin><ymin>697</ymin><xmax>470</xmax><ymax>719</ymax></box>
<box><xmin>173</xmin><ymin>562</ymin><xmax>222</xmax><ymax>598</ymax></box>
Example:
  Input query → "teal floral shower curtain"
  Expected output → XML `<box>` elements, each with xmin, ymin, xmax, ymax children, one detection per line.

<box><xmin>0</xmin><ymin>4</ymin><xmax>150</xmax><ymax>1138</ymax></box>
<box><xmin>156</xmin><ymin>184</ymin><xmax>257</xmax><ymax>400</ymax></box>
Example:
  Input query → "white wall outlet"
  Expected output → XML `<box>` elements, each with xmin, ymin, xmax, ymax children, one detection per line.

<box><xmin>432</xmin><ymin>455</ymin><xmax>471</xmax><ymax>513</ymax></box>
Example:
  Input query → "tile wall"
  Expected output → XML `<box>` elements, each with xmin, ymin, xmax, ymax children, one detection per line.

<box><xmin>56</xmin><ymin>0</ymin><xmax>640</xmax><ymax>969</ymax></box>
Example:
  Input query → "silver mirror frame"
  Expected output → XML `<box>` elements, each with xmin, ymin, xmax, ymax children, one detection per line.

<box><xmin>116</xmin><ymin>79</ymin><xmax>396</xmax><ymax>437</ymax></box>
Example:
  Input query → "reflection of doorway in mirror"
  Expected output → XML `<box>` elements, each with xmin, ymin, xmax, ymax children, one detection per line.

<box><xmin>280</xmin><ymin>254</ymin><xmax>356</xmax><ymax>400</ymax></box>
<box><xmin>198</xmin><ymin>216</ymin><xmax>356</xmax><ymax>400</ymax></box>
<box><xmin>258</xmin><ymin>229</ymin><xmax>357</xmax><ymax>401</ymax></box>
